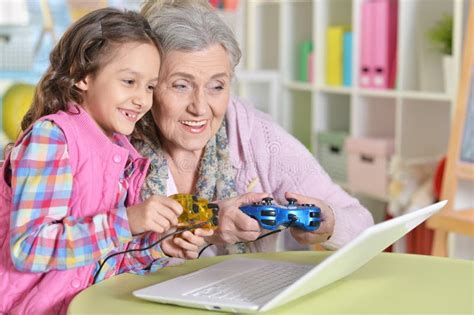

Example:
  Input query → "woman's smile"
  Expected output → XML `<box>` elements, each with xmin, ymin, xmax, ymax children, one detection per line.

<box><xmin>179</xmin><ymin>119</ymin><xmax>208</xmax><ymax>134</ymax></box>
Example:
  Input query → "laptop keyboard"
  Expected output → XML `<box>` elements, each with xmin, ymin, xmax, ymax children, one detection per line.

<box><xmin>184</xmin><ymin>262</ymin><xmax>313</xmax><ymax>303</ymax></box>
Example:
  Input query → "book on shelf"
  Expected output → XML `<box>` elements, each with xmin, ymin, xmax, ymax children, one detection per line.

<box><xmin>299</xmin><ymin>40</ymin><xmax>313</xmax><ymax>82</ymax></box>
<box><xmin>343</xmin><ymin>32</ymin><xmax>353</xmax><ymax>87</ymax></box>
<box><xmin>326</xmin><ymin>25</ymin><xmax>350</xmax><ymax>86</ymax></box>
<box><xmin>359</xmin><ymin>0</ymin><xmax>398</xmax><ymax>89</ymax></box>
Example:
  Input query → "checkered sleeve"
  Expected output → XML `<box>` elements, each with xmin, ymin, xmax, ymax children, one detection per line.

<box><xmin>117</xmin><ymin>232</ymin><xmax>169</xmax><ymax>275</ymax></box>
<box><xmin>9</xmin><ymin>120</ymin><xmax>133</xmax><ymax>272</ymax></box>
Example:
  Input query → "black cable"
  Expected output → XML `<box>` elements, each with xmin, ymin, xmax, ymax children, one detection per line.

<box><xmin>197</xmin><ymin>243</ymin><xmax>214</xmax><ymax>257</ymax></box>
<box><xmin>93</xmin><ymin>222</ymin><xmax>207</xmax><ymax>284</ymax></box>
<box><xmin>198</xmin><ymin>219</ymin><xmax>298</xmax><ymax>258</ymax></box>
<box><xmin>95</xmin><ymin>219</ymin><xmax>304</xmax><ymax>281</ymax></box>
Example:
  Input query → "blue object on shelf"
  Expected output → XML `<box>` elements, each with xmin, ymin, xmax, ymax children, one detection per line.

<box><xmin>343</xmin><ymin>32</ymin><xmax>353</xmax><ymax>87</ymax></box>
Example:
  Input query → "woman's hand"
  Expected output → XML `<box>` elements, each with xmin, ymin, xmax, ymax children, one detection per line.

<box><xmin>161</xmin><ymin>228</ymin><xmax>214</xmax><ymax>259</ymax></box>
<box><xmin>207</xmin><ymin>192</ymin><xmax>270</xmax><ymax>244</ymax></box>
<box><xmin>286</xmin><ymin>192</ymin><xmax>335</xmax><ymax>245</ymax></box>
<box><xmin>126</xmin><ymin>195</ymin><xmax>183</xmax><ymax>235</ymax></box>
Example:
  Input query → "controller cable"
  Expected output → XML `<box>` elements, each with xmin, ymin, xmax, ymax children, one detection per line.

<box><xmin>92</xmin><ymin>222</ymin><xmax>207</xmax><ymax>284</ymax></box>
<box><xmin>94</xmin><ymin>218</ymin><xmax>305</xmax><ymax>282</ymax></box>
<box><xmin>197</xmin><ymin>219</ymin><xmax>298</xmax><ymax>258</ymax></box>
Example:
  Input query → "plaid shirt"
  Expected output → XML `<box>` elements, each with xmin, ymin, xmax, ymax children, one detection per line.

<box><xmin>9</xmin><ymin>120</ymin><xmax>167</xmax><ymax>283</ymax></box>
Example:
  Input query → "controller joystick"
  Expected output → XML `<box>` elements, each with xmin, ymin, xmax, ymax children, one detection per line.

<box><xmin>286</xmin><ymin>197</ymin><xmax>297</xmax><ymax>206</ymax></box>
<box><xmin>262</xmin><ymin>197</ymin><xmax>273</xmax><ymax>205</ymax></box>
<box><xmin>239</xmin><ymin>197</ymin><xmax>321</xmax><ymax>231</ymax></box>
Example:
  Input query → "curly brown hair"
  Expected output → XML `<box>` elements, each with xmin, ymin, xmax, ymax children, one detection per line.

<box><xmin>21</xmin><ymin>7</ymin><xmax>161</xmax><ymax>132</ymax></box>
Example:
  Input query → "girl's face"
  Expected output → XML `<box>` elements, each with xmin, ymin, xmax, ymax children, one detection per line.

<box><xmin>77</xmin><ymin>42</ymin><xmax>160</xmax><ymax>137</ymax></box>
<box><xmin>152</xmin><ymin>44</ymin><xmax>232</xmax><ymax>154</ymax></box>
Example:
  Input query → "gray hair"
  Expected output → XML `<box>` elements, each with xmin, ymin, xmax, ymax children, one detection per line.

<box><xmin>140</xmin><ymin>0</ymin><xmax>241</xmax><ymax>72</ymax></box>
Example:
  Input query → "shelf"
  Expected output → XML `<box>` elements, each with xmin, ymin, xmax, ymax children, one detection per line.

<box><xmin>398</xmin><ymin>0</ymin><xmax>459</xmax><ymax>93</ymax></box>
<box><xmin>279</xmin><ymin>84</ymin><xmax>453</xmax><ymax>103</ymax></box>
<box><xmin>246</xmin><ymin>0</ymin><xmax>280</xmax><ymax>70</ymax></box>
<box><xmin>399</xmin><ymin>155</ymin><xmax>443</xmax><ymax>166</ymax></box>
<box><xmin>280</xmin><ymin>0</ymin><xmax>313</xmax><ymax>82</ymax></box>
<box><xmin>240</xmin><ymin>0</ymin><xmax>464</xmax><ymax>205</ymax></box>
<box><xmin>251</xmin><ymin>0</ymin><xmax>280</xmax><ymax>6</ymax></box>
<box><xmin>357</xmin><ymin>88</ymin><xmax>399</xmax><ymax>98</ymax></box>
<box><xmin>318</xmin><ymin>85</ymin><xmax>352</xmax><ymax>95</ymax></box>
<box><xmin>284</xmin><ymin>80</ymin><xmax>315</xmax><ymax>92</ymax></box>
<box><xmin>401</xmin><ymin>91</ymin><xmax>452</xmax><ymax>102</ymax></box>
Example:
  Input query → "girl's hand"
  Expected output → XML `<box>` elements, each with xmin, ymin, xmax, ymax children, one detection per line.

<box><xmin>161</xmin><ymin>228</ymin><xmax>214</xmax><ymax>259</ymax></box>
<box><xmin>126</xmin><ymin>195</ymin><xmax>183</xmax><ymax>235</ymax></box>
<box><xmin>285</xmin><ymin>192</ymin><xmax>335</xmax><ymax>245</ymax></box>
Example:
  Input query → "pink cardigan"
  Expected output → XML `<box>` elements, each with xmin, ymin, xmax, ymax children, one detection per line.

<box><xmin>226</xmin><ymin>98</ymin><xmax>374</xmax><ymax>251</ymax></box>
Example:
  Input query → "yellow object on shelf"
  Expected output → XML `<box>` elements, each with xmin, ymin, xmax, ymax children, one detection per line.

<box><xmin>326</xmin><ymin>26</ymin><xmax>349</xmax><ymax>86</ymax></box>
<box><xmin>2</xmin><ymin>83</ymin><xmax>35</xmax><ymax>141</ymax></box>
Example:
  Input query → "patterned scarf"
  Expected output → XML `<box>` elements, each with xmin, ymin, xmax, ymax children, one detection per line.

<box><xmin>133</xmin><ymin>120</ymin><xmax>246</xmax><ymax>254</ymax></box>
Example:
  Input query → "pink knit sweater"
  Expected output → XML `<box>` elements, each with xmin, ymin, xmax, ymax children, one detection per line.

<box><xmin>226</xmin><ymin>97</ymin><xmax>374</xmax><ymax>251</ymax></box>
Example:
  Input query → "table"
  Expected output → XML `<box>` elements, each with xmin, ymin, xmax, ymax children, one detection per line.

<box><xmin>69</xmin><ymin>251</ymin><xmax>473</xmax><ymax>314</ymax></box>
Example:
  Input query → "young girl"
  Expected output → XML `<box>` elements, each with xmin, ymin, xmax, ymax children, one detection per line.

<box><xmin>0</xmin><ymin>8</ymin><xmax>210</xmax><ymax>315</ymax></box>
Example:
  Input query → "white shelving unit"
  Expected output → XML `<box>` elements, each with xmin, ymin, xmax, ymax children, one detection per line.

<box><xmin>238</xmin><ymin>0</ymin><xmax>469</xmax><ymax>203</ymax></box>
<box><xmin>218</xmin><ymin>2</ymin><xmax>282</xmax><ymax>123</ymax></box>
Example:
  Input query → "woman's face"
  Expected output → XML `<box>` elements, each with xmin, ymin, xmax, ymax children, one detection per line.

<box><xmin>152</xmin><ymin>44</ymin><xmax>232</xmax><ymax>154</ymax></box>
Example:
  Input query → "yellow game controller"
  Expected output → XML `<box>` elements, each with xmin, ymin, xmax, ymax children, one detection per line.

<box><xmin>170</xmin><ymin>194</ymin><xmax>219</xmax><ymax>230</ymax></box>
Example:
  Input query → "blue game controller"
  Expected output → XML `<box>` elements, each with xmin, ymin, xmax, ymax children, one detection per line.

<box><xmin>239</xmin><ymin>197</ymin><xmax>321</xmax><ymax>231</ymax></box>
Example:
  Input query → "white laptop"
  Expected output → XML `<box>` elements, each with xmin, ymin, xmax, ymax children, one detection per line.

<box><xmin>133</xmin><ymin>200</ymin><xmax>447</xmax><ymax>313</ymax></box>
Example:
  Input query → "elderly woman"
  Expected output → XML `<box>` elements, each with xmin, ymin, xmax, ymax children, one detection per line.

<box><xmin>132</xmin><ymin>0</ymin><xmax>373</xmax><ymax>256</ymax></box>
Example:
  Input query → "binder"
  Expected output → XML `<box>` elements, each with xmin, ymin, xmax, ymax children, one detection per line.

<box><xmin>299</xmin><ymin>40</ymin><xmax>313</xmax><ymax>82</ymax></box>
<box><xmin>308</xmin><ymin>52</ymin><xmax>315</xmax><ymax>83</ymax></box>
<box><xmin>359</xmin><ymin>0</ymin><xmax>375</xmax><ymax>88</ymax></box>
<box><xmin>388</xmin><ymin>0</ymin><xmax>398</xmax><ymax>88</ymax></box>
<box><xmin>326</xmin><ymin>26</ymin><xmax>345</xmax><ymax>86</ymax></box>
<box><xmin>373</xmin><ymin>0</ymin><xmax>398</xmax><ymax>89</ymax></box>
<box><xmin>343</xmin><ymin>32</ymin><xmax>353</xmax><ymax>86</ymax></box>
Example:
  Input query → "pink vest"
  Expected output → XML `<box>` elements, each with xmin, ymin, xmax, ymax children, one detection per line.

<box><xmin>0</xmin><ymin>105</ymin><xmax>149</xmax><ymax>315</ymax></box>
